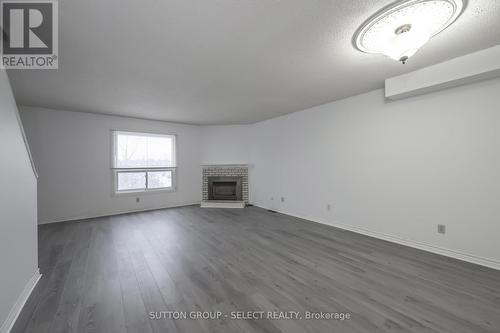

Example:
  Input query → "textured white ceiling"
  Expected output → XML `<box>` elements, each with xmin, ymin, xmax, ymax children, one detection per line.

<box><xmin>7</xmin><ymin>0</ymin><xmax>500</xmax><ymax>125</ymax></box>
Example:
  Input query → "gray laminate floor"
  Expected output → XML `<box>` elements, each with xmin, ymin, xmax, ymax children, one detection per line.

<box><xmin>12</xmin><ymin>206</ymin><xmax>500</xmax><ymax>333</ymax></box>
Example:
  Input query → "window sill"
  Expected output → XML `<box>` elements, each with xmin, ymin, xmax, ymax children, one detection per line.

<box><xmin>113</xmin><ymin>187</ymin><xmax>177</xmax><ymax>197</ymax></box>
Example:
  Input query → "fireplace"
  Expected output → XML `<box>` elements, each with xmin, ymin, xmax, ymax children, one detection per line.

<box><xmin>202</xmin><ymin>165</ymin><xmax>248</xmax><ymax>208</ymax></box>
<box><xmin>208</xmin><ymin>176</ymin><xmax>242</xmax><ymax>201</ymax></box>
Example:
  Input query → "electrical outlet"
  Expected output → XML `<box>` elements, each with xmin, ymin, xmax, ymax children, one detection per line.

<box><xmin>438</xmin><ymin>224</ymin><xmax>446</xmax><ymax>234</ymax></box>
<box><xmin>136</xmin><ymin>197</ymin><xmax>140</xmax><ymax>203</ymax></box>
<box><xmin>271</xmin><ymin>196</ymin><xmax>274</xmax><ymax>201</ymax></box>
<box><xmin>327</xmin><ymin>204</ymin><xmax>331</xmax><ymax>211</ymax></box>
<box><xmin>281</xmin><ymin>197</ymin><xmax>285</xmax><ymax>203</ymax></box>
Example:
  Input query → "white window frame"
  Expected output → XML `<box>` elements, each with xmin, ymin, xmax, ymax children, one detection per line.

<box><xmin>111</xmin><ymin>130</ymin><xmax>177</xmax><ymax>195</ymax></box>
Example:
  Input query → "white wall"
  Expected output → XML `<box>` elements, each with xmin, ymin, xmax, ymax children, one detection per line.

<box><xmin>200</xmin><ymin>125</ymin><xmax>252</xmax><ymax>165</ymax></box>
<box><xmin>249</xmin><ymin>78</ymin><xmax>500</xmax><ymax>268</ymax></box>
<box><xmin>20</xmin><ymin>107</ymin><xmax>202</xmax><ymax>224</ymax></box>
<box><xmin>0</xmin><ymin>70</ymin><xmax>38</xmax><ymax>330</ymax></box>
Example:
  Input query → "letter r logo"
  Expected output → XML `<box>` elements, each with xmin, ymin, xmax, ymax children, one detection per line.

<box><xmin>2</xmin><ymin>2</ymin><xmax>53</xmax><ymax>54</ymax></box>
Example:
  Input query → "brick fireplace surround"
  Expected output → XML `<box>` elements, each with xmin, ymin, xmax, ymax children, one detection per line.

<box><xmin>202</xmin><ymin>164</ymin><xmax>249</xmax><ymax>203</ymax></box>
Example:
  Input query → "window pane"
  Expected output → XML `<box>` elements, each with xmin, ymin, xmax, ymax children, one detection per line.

<box><xmin>147</xmin><ymin>171</ymin><xmax>172</xmax><ymax>189</ymax></box>
<box><xmin>116</xmin><ymin>134</ymin><xmax>148</xmax><ymax>168</ymax></box>
<box><xmin>117</xmin><ymin>172</ymin><xmax>146</xmax><ymax>191</ymax></box>
<box><xmin>115</xmin><ymin>132</ymin><xmax>174</xmax><ymax>168</ymax></box>
<box><xmin>147</xmin><ymin>136</ymin><xmax>173</xmax><ymax>167</ymax></box>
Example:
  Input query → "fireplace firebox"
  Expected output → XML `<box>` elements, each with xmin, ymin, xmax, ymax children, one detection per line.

<box><xmin>208</xmin><ymin>176</ymin><xmax>242</xmax><ymax>201</ymax></box>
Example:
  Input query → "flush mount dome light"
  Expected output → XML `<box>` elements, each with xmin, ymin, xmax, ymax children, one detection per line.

<box><xmin>354</xmin><ymin>0</ymin><xmax>464</xmax><ymax>64</ymax></box>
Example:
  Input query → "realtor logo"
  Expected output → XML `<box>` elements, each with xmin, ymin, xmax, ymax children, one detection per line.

<box><xmin>1</xmin><ymin>0</ymin><xmax>58</xmax><ymax>69</ymax></box>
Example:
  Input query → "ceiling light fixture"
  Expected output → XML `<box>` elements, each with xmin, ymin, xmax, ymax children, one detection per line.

<box><xmin>354</xmin><ymin>0</ymin><xmax>465</xmax><ymax>64</ymax></box>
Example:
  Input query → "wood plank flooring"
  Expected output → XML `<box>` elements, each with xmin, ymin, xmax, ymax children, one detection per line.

<box><xmin>12</xmin><ymin>205</ymin><xmax>500</xmax><ymax>333</ymax></box>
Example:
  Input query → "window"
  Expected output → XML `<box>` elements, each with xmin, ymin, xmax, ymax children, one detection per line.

<box><xmin>112</xmin><ymin>131</ymin><xmax>176</xmax><ymax>193</ymax></box>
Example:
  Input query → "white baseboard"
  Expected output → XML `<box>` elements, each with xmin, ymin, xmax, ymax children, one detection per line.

<box><xmin>38</xmin><ymin>201</ymin><xmax>201</xmax><ymax>224</ymax></box>
<box><xmin>254</xmin><ymin>204</ymin><xmax>500</xmax><ymax>271</ymax></box>
<box><xmin>0</xmin><ymin>269</ymin><xmax>41</xmax><ymax>333</ymax></box>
